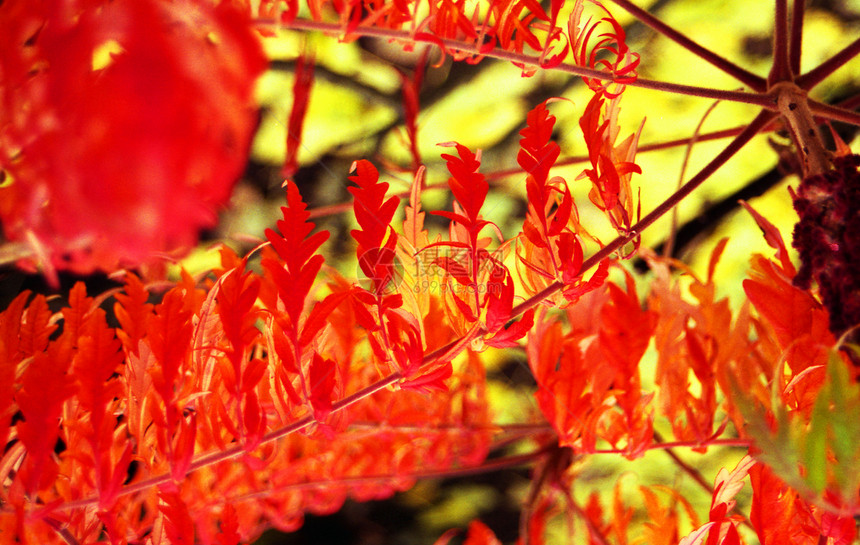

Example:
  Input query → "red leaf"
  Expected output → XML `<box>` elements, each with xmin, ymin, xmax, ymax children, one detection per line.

<box><xmin>18</xmin><ymin>293</ymin><xmax>54</xmax><ymax>358</ymax></box>
<box><xmin>548</xmin><ymin>185</ymin><xmax>574</xmax><ymax>237</ymax></box>
<box><xmin>518</xmin><ymin>101</ymin><xmax>561</xmax><ymax>191</ymax></box>
<box><xmin>820</xmin><ymin>510</ymin><xmax>858</xmax><ymax>545</ymax></box>
<box><xmin>309</xmin><ymin>352</ymin><xmax>336</xmax><ymax>421</ymax></box>
<box><xmin>403</xmin><ymin>167</ymin><xmax>429</xmax><ymax>249</ymax></box>
<box><xmin>15</xmin><ymin>346</ymin><xmax>75</xmax><ymax>494</ymax></box>
<box><xmin>0</xmin><ymin>319</ymin><xmax>19</xmax><ymax>451</ymax></box>
<box><xmin>171</xmin><ymin>412</ymin><xmax>197</xmax><ymax>483</ymax></box>
<box><xmin>100</xmin><ymin>442</ymin><xmax>134</xmax><ymax>510</ymax></box>
<box><xmin>72</xmin><ymin>308</ymin><xmax>124</xmax><ymax>486</ymax></box>
<box><xmin>217</xmin><ymin>504</ymin><xmax>242</xmax><ymax>545</ymax></box>
<box><xmin>577</xmin><ymin>92</ymin><xmax>643</xmax><ymax>236</ymax></box>
<box><xmin>488</xmin><ymin>310</ymin><xmax>535</xmax><ymax>349</ymax></box>
<box><xmin>349</xmin><ymin>160</ymin><xmax>400</xmax><ymax>295</ymax></box>
<box><xmin>439</xmin><ymin>142</ymin><xmax>489</xmax><ymax>226</ymax></box>
<box><xmin>113</xmin><ymin>273</ymin><xmax>153</xmax><ymax>356</ymax></box>
<box><xmin>59</xmin><ymin>281</ymin><xmax>96</xmax><ymax>351</ymax></box>
<box><xmin>266</xmin><ymin>180</ymin><xmax>330</xmax><ymax>276</ymax></box>
<box><xmin>0</xmin><ymin>291</ymin><xmax>30</xmax><ymax>361</ymax></box>
<box><xmin>393</xmin><ymin>326</ymin><xmax>425</xmax><ymax>377</ymax></box>
<box><xmin>429</xmin><ymin>210</ymin><xmax>475</xmax><ymax>229</ymax></box>
<box><xmin>562</xmin><ymin>256</ymin><xmax>609</xmax><ymax>303</ymax></box>
<box><xmin>485</xmin><ymin>273</ymin><xmax>516</xmax><ymax>332</ymax></box>
<box><xmin>517</xmin><ymin>99</ymin><xmax>580</xmax><ymax>282</ymax></box>
<box><xmin>679</xmin><ymin>522</ymin><xmax>718</xmax><ymax>545</ymax></box>
<box><xmin>748</xmin><ymin>463</ymin><xmax>835</xmax><ymax>545</ymax></box>
<box><xmin>528</xmin><ymin>314</ymin><xmax>614</xmax><ymax>451</ymax></box>
<box><xmin>351</xmin><ymin>292</ymin><xmax>382</xmax><ymax>332</ymax></box>
<box><xmin>0</xmin><ymin>0</ymin><xmax>266</xmax><ymax>274</ymax></box>
<box><xmin>148</xmin><ymin>288</ymin><xmax>194</xmax><ymax>403</ymax></box>
<box><xmin>216</xmin><ymin>266</ymin><xmax>263</xmax><ymax>396</ymax></box>
<box><xmin>400</xmin><ymin>361</ymin><xmax>453</xmax><ymax>394</ymax></box>
<box><xmin>677</xmin><ymin>455</ymin><xmax>754</xmax><ymax>545</ymax></box>
<box><xmin>463</xmin><ymin>520</ymin><xmax>502</xmax><ymax>545</ymax></box>
<box><xmin>158</xmin><ymin>490</ymin><xmax>195</xmax><ymax>545</ymax></box>
<box><xmin>242</xmin><ymin>390</ymin><xmax>266</xmax><ymax>450</ymax></box>
<box><xmin>452</xmin><ymin>291</ymin><xmax>479</xmax><ymax>322</ymax></box>
<box><xmin>600</xmin><ymin>277</ymin><xmax>655</xmax><ymax>376</ymax></box>
<box><xmin>740</xmin><ymin>201</ymin><xmax>795</xmax><ymax>276</ymax></box>
<box><xmin>742</xmin><ymin>253</ymin><xmax>832</xmax><ymax>357</ymax></box>
<box><xmin>264</xmin><ymin>180</ymin><xmax>330</xmax><ymax>322</ymax></box>
<box><xmin>569</xmin><ymin>0</ymin><xmax>640</xmax><ymax>97</ymax></box>
<box><xmin>349</xmin><ymin>160</ymin><xmax>399</xmax><ymax>251</ymax></box>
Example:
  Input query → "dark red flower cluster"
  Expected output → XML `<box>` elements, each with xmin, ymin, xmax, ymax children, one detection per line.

<box><xmin>0</xmin><ymin>0</ymin><xmax>266</xmax><ymax>278</ymax></box>
<box><xmin>792</xmin><ymin>154</ymin><xmax>860</xmax><ymax>342</ymax></box>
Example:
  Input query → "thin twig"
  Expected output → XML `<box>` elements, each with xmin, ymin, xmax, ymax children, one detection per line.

<box><xmin>808</xmin><ymin>97</ymin><xmax>860</xmax><ymax>127</ymax></box>
<box><xmin>590</xmin><ymin>437</ymin><xmax>752</xmax><ymax>453</ymax></box>
<box><xmin>268</xmin><ymin>18</ymin><xmax>776</xmax><ymax>107</ymax></box>
<box><xmin>606</xmin><ymin>0</ymin><xmax>766</xmax><ymax>91</ymax></box>
<box><xmin>43</xmin><ymin>517</ymin><xmax>81</xmax><ymax>545</ymax></box>
<box><xmin>665</xmin><ymin>100</ymin><xmax>722</xmax><ymax>258</ymax></box>
<box><xmin>796</xmin><ymin>35</ymin><xmax>860</xmax><ymax>90</ymax></box>
<box><xmin>770</xmin><ymin>0</ymin><xmax>792</xmax><ymax>84</ymax></box>
<box><xmin>789</xmin><ymin>0</ymin><xmax>805</xmax><ymax>77</ymax></box>
<box><xmin>836</xmin><ymin>91</ymin><xmax>860</xmax><ymax>113</ymax></box>
<box><xmin>654</xmin><ymin>432</ymin><xmax>714</xmax><ymax>494</ymax></box>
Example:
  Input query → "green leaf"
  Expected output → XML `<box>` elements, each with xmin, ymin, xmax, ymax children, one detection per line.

<box><xmin>803</xmin><ymin>380</ymin><xmax>829</xmax><ymax>493</ymax></box>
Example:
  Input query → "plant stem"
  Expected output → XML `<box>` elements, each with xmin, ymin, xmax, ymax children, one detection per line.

<box><xmin>606</xmin><ymin>0</ymin><xmax>766</xmax><ymax>91</ymax></box>
<box><xmin>789</xmin><ymin>0</ymin><xmax>804</xmax><ymax>76</ymax></box>
<box><xmin>796</xmin><ymin>35</ymin><xmax>860</xmax><ymax>90</ymax></box>
<box><xmin>269</xmin><ymin>18</ymin><xmax>776</xmax><ymax>107</ymax></box>
<box><xmin>771</xmin><ymin>82</ymin><xmax>831</xmax><ymax>175</ymax></box>
<box><xmin>770</xmin><ymin>0</ymin><xmax>792</xmax><ymax>84</ymax></box>
<box><xmin>654</xmin><ymin>432</ymin><xmax>714</xmax><ymax>494</ymax></box>
<box><xmin>43</xmin><ymin>517</ymin><xmax>81</xmax><ymax>545</ymax></box>
<box><xmin>590</xmin><ymin>437</ymin><xmax>752</xmax><ymax>453</ymax></box>
<box><xmin>836</xmin><ymin>92</ymin><xmax>860</xmax><ymax>113</ymax></box>
<box><xmin>808</xmin><ymin>97</ymin><xmax>860</xmax><ymax>127</ymax></box>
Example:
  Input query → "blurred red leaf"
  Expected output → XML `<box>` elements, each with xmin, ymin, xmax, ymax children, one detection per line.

<box><xmin>283</xmin><ymin>51</ymin><xmax>315</xmax><ymax>178</ymax></box>
<box><xmin>0</xmin><ymin>0</ymin><xmax>266</xmax><ymax>277</ymax></box>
